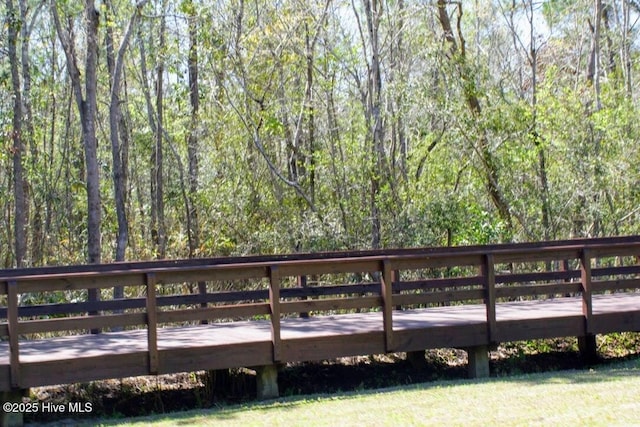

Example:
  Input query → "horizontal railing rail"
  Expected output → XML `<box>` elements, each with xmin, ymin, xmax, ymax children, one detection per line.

<box><xmin>2</xmin><ymin>235</ymin><xmax>638</xmax><ymax>279</ymax></box>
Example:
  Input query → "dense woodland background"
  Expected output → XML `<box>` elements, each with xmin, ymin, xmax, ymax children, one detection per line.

<box><xmin>2</xmin><ymin>0</ymin><xmax>640</xmax><ymax>268</ymax></box>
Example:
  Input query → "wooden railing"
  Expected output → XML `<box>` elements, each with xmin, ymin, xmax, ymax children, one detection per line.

<box><xmin>1</xmin><ymin>236</ymin><xmax>639</xmax><ymax>389</ymax></box>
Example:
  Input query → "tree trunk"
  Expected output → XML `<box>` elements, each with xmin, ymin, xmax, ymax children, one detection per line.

<box><xmin>51</xmin><ymin>0</ymin><xmax>101</xmax><ymax>330</ymax></box>
<box><xmin>187</xmin><ymin>0</ymin><xmax>200</xmax><ymax>259</ymax></box>
<box><xmin>6</xmin><ymin>0</ymin><xmax>27</xmax><ymax>267</ymax></box>
<box><xmin>151</xmin><ymin>0</ymin><xmax>168</xmax><ymax>258</ymax></box>
<box><xmin>362</xmin><ymin>0</ymin><xmax>384</xmax><ymax>249</ymax></box>
<box><xmin>19</xmin><ymin>0</ymin><xmax>43</xmax><ymax>264</ymax></box>
<box><xmin>588</xmin><ymin>0</ymin><xmax>604</xmax><ymax>111</ymax></box>
<box><xmin>621</xmin><ymin>0</ymin><xmax>632</xmax><ymax>97</ymax></box>
<box><xmin>105</xmin><ymin>2</ymin><xmax>125</xmax><ymax>265</ymax></box>
<box><xmin>390</xmin><ymin>0</ymin><xmax>407</xmax><ymax>182</ymax></box>
<box><xmin>82</xmin><ymin>1</ymin><xmax>102</xmax><ymax>326</ymax></box>
<box><xmin>43</xmin><ymin>31</ymin><xmax>57</xmax><ymax>264</ymax></box>
<box><xmin>523</xmin><ymin>0</ymin><xmax>551</xmax><ymax>240</ymax></box>
<box><xmin>304</xmin><ymin>20</ymin><xmax>316</xmax><ymax>204</ymax></box>
<box><xmin>106</xmin><ymin>1</ymin><xmax>146</xmax><ymax>303</ymax></box>
<box><xmin>184</xmin><ymin>2</ymin><xmax>208</xmax><ymax>315</ymax></box>
<box><xmin>325</xmin><ymin>68</ymin><xmax>350</xmax><ymax>238</ymax></box>
<box><xmin>436</xmin><ymin>0</ymin><xmax>513</xmax><ymax>236</ymax></box>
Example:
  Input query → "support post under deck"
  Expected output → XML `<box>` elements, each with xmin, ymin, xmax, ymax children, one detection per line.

<box><xmin>467</xmin><ymin>346</ymin><xmax>490</xmax><ymax>379</ymax></box>
<box><xmin>255</xmin><ymin>365</ymin><xmax>279</xmax><ymax>400</ymax></box>
<box><xmin>1</xmin><ymin>389</ymin><xmax>27</xmax><ymax>427</ymax></box>
<box><xmin>578</xmin><ymin>334</ymin><xmax>598</xmax><ymax>363</ymax></box>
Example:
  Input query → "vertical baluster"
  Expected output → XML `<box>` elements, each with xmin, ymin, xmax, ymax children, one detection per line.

<box><xmin>7</xmin><ymin>280</ymin><xmax>20</xmax><ymax>388</ymax></box>
<box><xmin>483</xmin><ymin>254</ymin><xmax>497</xmax><ymax>344</ymax></box>
<box><xmin>580</xmin><ymin>249</ymin><xmax>593</xmax><ymax>333</ymax></box>
<box><xmin>145</xmin><ymin>273</ymin><xmax>159</xmax><ymax>375</ymax></box>
<box><xmin>88</xmin><ymin>285</ymin><xmax>100</xmax><ymax>334</ymax></box>
<box><xmin>298</xmin><ymin>275</ymin><xmax>309</xmax><ymax>318</ymax></box>
<box><xmin>269</xmin><ymin>266</ymin><xmax>282</xmax><ymax>362</ymax></box>
<box><xmin>579</xmin><ymin>248</ymin><xmax>597</xmax><ymax>360</ymax></box>
<box><xmin>381</xmin><ymin>260</ymin><xmax>394</xmax><ymax>352</ymax></box>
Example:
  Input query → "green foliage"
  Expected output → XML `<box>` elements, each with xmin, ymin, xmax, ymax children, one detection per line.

<box><xmin>2</xmin><ymin>0</ymin><xmax>640</xmax><ymax>267</ymax></box>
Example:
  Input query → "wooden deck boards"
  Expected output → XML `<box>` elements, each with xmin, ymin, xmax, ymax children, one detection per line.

<box><xmin>2</xmin><ymin>293</ymin><xmax>638</xmax><ymax>367</ymax></box>
<box><xmin>0</xmin><ymin>292</ymin><xmax>638</xmax><ymax>390</ymax></box>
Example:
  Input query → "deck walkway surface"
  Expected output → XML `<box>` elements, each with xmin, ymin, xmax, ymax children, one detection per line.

<box><xmin>2</xmin><ymin>293</ymin><xmax>638</xmax><ymax>367</ymax></box>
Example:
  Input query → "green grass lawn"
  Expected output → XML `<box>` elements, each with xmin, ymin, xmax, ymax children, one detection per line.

<box><xmin>93</xmin><ymin>357</ymin><xmax>640</xmax><ymax>427</ymax></box>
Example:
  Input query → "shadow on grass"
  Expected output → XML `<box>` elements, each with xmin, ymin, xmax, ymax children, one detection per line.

<box><xmin>93</xmin><ymin>355</ymin><xmax>640</xmax><ymax>426</ymax></box>
<box><xmin>24</xmin><ymin>337</ymin><xmax>640</xmax><ymax>425</ymax></box>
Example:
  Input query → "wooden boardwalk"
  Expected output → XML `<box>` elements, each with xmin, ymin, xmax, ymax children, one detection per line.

<box><xmin>1</xmin><ymin>293</ymin><xmax>639</xmax><ymax>391</ymax></box>
<box><xmin>1</xmin><ymin>236</ymin><xmax>640</xmax><ymax>423</ymax></box>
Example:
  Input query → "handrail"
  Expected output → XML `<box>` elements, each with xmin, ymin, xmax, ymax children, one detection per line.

<box><xmin>1</xmin><ymin>235</ymin><xmax>638</xmax><ymax>279</ymax></box>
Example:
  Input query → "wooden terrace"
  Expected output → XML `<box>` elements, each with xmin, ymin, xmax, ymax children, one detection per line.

<box><xmin>1</xmin><ymin>236</ymin><xmax>640</xmax><ymax>425</ymax></box>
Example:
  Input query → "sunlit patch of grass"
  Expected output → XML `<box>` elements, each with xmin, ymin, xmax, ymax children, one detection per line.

<box><xmin>91</xmin><ymin>357</ymin><xmax>640</xmax><ymax>427</ymax></box>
